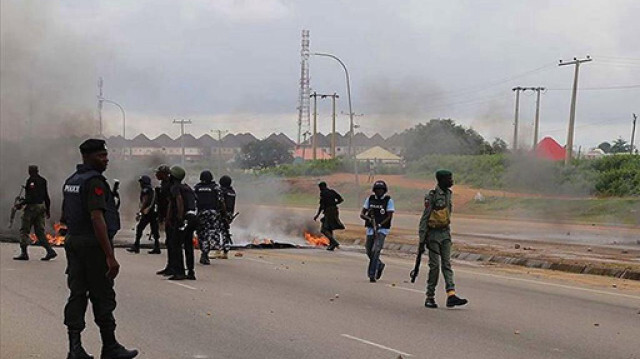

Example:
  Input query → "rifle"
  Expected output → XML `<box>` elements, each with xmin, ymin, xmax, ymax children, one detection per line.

<box><xmin>410</xmin><ymin>240</ymin><xmax>426</xmax><ymax>283</ymax></box>
<box><xmin>8</xmin><ymin>186</ymin><xmax>26</xmax><ymax>229</ymax></box>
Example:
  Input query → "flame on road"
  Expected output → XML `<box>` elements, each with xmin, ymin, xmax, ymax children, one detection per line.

<box><xmin>304</xmin><ymin>231</ymin><xmax>329</xmax><ymax>246</ymax></box>
<box><xmin>30</xmin><ymin>222</ymin><xmax>66</xmax><ymax>246</ymax></box>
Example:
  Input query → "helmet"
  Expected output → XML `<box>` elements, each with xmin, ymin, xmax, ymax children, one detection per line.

<box><xmin>372</xmin><ymin>180</ymin><xmax>387</xmax><ymax>193</ymax></box>
<box><xmin>170</xmin><ymin>165</ymin><xmax>186</xmax><ymax>182</ymax></box>
<box><xmin>156</xmin><ymin>164</ymin><xmax>170</xmax><ymax>174</ymax></box>
<box><xmin>219</xmin><ymin>175</ymin><xmax>232</xmax><ymax>187</ymax></box>
<box><xmin>200</xmin><ymin>170</ymin><xmax>213</xmax><ymax>183</ymax></box>
<box><xmin>138</xmin><ymin>175</ymin><xmax>152</xmax><ymax>186</ymax></box>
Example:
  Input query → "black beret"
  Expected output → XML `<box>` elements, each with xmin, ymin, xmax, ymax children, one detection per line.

<box><xmin>79</xmin><ymin>139</ymin><xmax>107</xmax><ymax>155</ymax></box>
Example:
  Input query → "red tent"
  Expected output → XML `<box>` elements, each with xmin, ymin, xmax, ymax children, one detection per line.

<box><xmin>535</xmin><ymin>137</ymin><xmax>566</xmax><ymax>161</ymax></box>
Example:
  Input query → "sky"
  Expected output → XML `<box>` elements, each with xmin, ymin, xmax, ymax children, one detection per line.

<box><xmin>1</xmin><ymin>0</ymin><xmax>639</xmax><ymax>149</ymax></box>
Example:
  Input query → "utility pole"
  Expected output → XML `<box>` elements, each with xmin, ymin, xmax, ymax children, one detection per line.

<box><xmin>631</xmin><ymin>113</ymin><xmax>638</xmax><ymax>155</ymax></box>
<box><xmin>330</xmin><ymin>93</ymin><xmax>339</xmax><ymax>158</ymax></box>
<box><xmin>532</xmin><ymin>87</ymin><xmax>545</xmax><ymax>149</ymax></box>
<box><xmin>173</xmin><ymin>119</ymin><xmax>192</xmax><ymax>166</ymax></box>
<box><xmin>512</xmin><ymin>87</ymin><xmax>523</xmax><ymax>151</ymax></box>
<box><xmin>212</xmin><ymin>129</ymin><xmax>229</xmax><ymax>175</ymax></box>
<box><xmin>97</xmin><ymin>77</ymin><xmax>104</xmax><ymax>137</ymax></box>
<box><xmin>310</xmin><ymin>92</ymin><xmax>318</xmax><ymax>160</ymax></box>
<box><xmin>559</xmin><ymin>56</ymin><xmax>592</xmax><ymax>165</ymax></box>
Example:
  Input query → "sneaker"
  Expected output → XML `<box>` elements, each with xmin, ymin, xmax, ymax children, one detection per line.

<box><xmin>41</xmin><ymin>251</ymin><xmax>57</xmax><ymax>261</ymax></box>
<box><xmin>375</xmin><ymin>263</ymin><xmax>385</xmax><ymax>280</ymax></box>
<box><xmin>326</xmin><ymin>244</ymin><xmax>336</xmax><ymax>251</ymax></box>
<box><xmin>425</xmin><ymin>297</ymin><xmax>438</xmax><ymax>308</ymax></box>
<box><xmin>126</xmin><ymin>247</ymin><xmax>140</xmax><ymax>254</ymax></box>
<box><xmin>446</xmin><ymin>294</ymin><xmax>468</xmax><ymax>308</ymax></box>
<box><xmin>168</xmin><ymin>273</ymin><xmax>186</xmax><ymax>281</ymax></box>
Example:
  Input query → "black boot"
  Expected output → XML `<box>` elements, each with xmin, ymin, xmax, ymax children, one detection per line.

<box><xmin>67</xmin><ymin>331</ymin><xmax>93</xmax><ymax>359</ymax></box>
<box><xmin>425</xmin><ymin>297</ymin><xmax>438</xmax><ymax>309</ymax></box>
<box><xmin>186</xmin><ymin>270</ymin><xmax>196</xmax><ymax>280</ymax></box>
<box><xmin>42</xmin><ymin>248</ymin><xmax>58</xmax><ymax>261</ymax></box>
<box><xmin>148</xmin><ymin>247</ymin><xmax>161</xmax><ymax>254</ymax></box>
<box><xmin>13</xmin><ymin>245</ymin><xmax>29</xmax><ymax>261</ymax></box>
<box><xmin>100</xmin><ymin>330</ymin><xmax>138</xmax><ymax>359</ymax></box>
<box><xmin>126</xmin><ymin>246</ymin><xmax>139</xmax><ymax>254</ymax></box>
<box><xmin>199</xmin><ymin>252</ymin><xmax>210</xmax><ymax>265</ymax></box>
<box><xmin>446</xmin><ymin>294</ymin><xmax>468</xmax><ymax>308</ymax></box>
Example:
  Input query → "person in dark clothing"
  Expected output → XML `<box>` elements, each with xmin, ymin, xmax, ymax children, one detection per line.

<box><xmin>313</xmin><ymin>181</ymin><xmax>344</xmax><ymax>251</ymax></box>
<box><xmin>218</xmin><ymin>175</ymin><xmax>236</xmax><ymax>259</ymax></box>
<box><xmin>165</xmin><ymin>165</ymin><xmax>196</xmax><ymax>281</ymax></box>
<box><xmin>360</xmin><ymin>180</ymin><xmax>394</xmax><ymax>283</ymax></box>
<box><xmin>61</xmin><ymin>138</ymin><xmax>138</xmax><ymax>359</ymax></box>
<box><xmin>154</xmin><ymin>165</ymin><xmax>174</xmax><ymax>275</ymax></box>
<box><xmin>13</xmin><ymin>165</ymin><xmax>57</xmax><ymax>261</ymax></box>
<box><xmin>127</xmin><ymin>175</ymin><xmax>160</xmax><ymax>254</ymax></box>
<box><xmin>194</xmin><ymin>170</ymin><xmax>223</xmax><ymax>265</ymax></box>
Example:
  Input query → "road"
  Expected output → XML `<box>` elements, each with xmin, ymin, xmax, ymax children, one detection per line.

<box><xmin>1</xmin><ymin>243</ymin><xmax>639</xmax><ymax>359</ymax></box>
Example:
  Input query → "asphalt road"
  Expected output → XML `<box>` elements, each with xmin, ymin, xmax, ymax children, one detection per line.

<box><xmin>1</xmin><ymin>243</ymin><xmax>639</xmax><ymax>359</ymax></box>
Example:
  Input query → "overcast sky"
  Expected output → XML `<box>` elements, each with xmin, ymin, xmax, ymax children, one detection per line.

<box><xmin>1</xmin><ymin>0</ymin><xmax>639</xmax><ymax>149</ymax></box>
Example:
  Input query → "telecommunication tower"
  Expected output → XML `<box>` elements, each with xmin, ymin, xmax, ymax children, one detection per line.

<box><xmin>296</xmin><ymin>30</ymin><xmax>311</xmax><ymax>145</ymax></box>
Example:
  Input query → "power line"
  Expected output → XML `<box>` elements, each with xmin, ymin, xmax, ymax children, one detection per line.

<box><xmin>545</xmin><ymin>84</ymin><xmax>640</xmax><ymax>91</ymax></box>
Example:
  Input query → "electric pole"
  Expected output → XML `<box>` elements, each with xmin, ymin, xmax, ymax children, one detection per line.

<box><xmin>512</xmin><ymin>87</ymin><xmax>523</xmax><ymax>151</ymax></box>
<box><xmin>98</xmin><ymin>77</ymin><xmax>104</xmax><ymax>137</ymax></box>
<box><xmin>310</xmin><ymin>92</ymin><xmax>318</xmax><ymax>160</ymax></box>
<box><xmin>559</xmin><ymin>56</ymin><xmax>592</xmax><ymax>165</ymax></box>
<box><xmin>212</xmin><ymin>129</ymin><xmax>229</xmax><ymax>175</ymax></box>
<box><xmin>320</xmin><ymin>93</ymin><xmax>340</xmax><ymax>158</ymax></box>
<box><xmin>631</xmin><ymin>113</ymin><xmax>638</xmax><ymax>155</ymax></box>
<box><xmin>173</xmin><ymin>119</ymin><xmax>192</xmax><ymax>166</ymax></box>
<box><xmin>532</xmin><ymin>87</ymin><xmax>545</xmax><ymax>149</ymax></box>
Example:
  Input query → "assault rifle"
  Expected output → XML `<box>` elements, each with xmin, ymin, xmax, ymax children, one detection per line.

<box><xmin>410</xmin><ymin>240</ymin><xmax>425</xmax><ymax>283</ymax></box>
<box><xmin>8</xmin><ymin>186</ymin><xmax>26</xmax><ymax>229</ymax></box>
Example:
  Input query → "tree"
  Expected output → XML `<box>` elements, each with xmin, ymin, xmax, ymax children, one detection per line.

<box><xmin>402</xmin><ymin>119</ymin><xmax>491</xmax><ymax>161</ymax></box>
<box><xmin>597</xmin><ymin>142</ymin><xmax>612</xmax><ymax>153</ymax></box>
<box><xmin>491</xmin><ymin>138</ymin><xmax>509</xmax><ymax>154</ymax></box>
<box><xmin>238</xmin><ymin>139</ymin><xmax>293</xmax><ymax>169</ymax></box>
<box><xmin>609</xmin><ymin>138</ymin><xmax>630</xmax><ymax>154</ymax></box>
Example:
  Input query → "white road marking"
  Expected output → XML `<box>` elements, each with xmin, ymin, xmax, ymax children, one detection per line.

<box><xmin>244</xmin><ymin>257</ymin><xmax>275</xmax><ymax>265</ymax></box>
<box><xmin>167</xmin><ymin>281</ymin><xmax>197</xmax><ymax>290</ymax></box>
<box><xmin>341</xmin><ymin>334</ymin><xmax>413</xmax><ymax>357</ymax></box>
<box><xmin>456</xmin><ymin>269</ymin><xmax>640</xmax><ymax>300</ymax></box>
<box><xmin>387</xmin><ymin>285</ymin><xmax>423</xmax><ymax>294</ymax></box>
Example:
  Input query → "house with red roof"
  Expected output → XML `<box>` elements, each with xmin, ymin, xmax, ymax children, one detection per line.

<box><xmin>535</xmin><ymin>137</ymin><xmax>566</xmax><ymax>161</ymax></box>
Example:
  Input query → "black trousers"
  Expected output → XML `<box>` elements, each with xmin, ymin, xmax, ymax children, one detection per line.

<box><xmin>134</xmin><ymin>213</ymin><xmax>160</xmax><ymax>249</ymax></box>
<box><xmin>167</xmin><ymin>226</ymin><xmax>195</xmax><ymax>274</ymax></box>
<box><xmin>64</xmin><ymin>236</ymin><xmax>116</xmax><ymax>332</ymax></box>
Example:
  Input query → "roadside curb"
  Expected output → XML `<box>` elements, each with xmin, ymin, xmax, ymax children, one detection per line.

<box><xmin>351</xmin><ymin>238</ymin><xmax>640</xmax><ymax>281</ymax></box>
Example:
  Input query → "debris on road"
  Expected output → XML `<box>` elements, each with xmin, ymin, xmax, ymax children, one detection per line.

<box><xmin>234</xmin><ymin>252</ymin><xmax>243</xmax><ymax>257</ymax></box>
<box><xmin>515</xmin><ymin>243</ymin><xmax>521</xmax><ymax>249</ymax></box>
<box><xmin>587</xmin><ymin>247</ymin><xmax>592</xmax><ymax>252</ymax></box>
<box><xmin>594</xmin><ymin>323</ymin><xmax>600</xmax><ymax>327</ymax></box>
<box><xmin>514</xmin><ymin>330</ymin><xmax>520</xmax><ymax>335</ymax></box>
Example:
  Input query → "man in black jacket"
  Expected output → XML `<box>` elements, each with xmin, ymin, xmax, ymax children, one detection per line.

<box><xmin>313</xmin><ymin>181</ymin><xmax>344</xmax><ymax>251</ymax></box>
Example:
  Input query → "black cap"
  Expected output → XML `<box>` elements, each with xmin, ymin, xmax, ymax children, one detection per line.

<box><xmin>79</xmin><ymin>139</ymin><xmax>107</xmax><ymax>155</ymax></box>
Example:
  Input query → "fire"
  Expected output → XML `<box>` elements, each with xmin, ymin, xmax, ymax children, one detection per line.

<box><xmin>30</xmin><ymin>222</ymin><xmax>66</xmax><ymax>246</ymax></box>
<box><xmin>304</xmin><ymin>231</ymin><xmax>329</xmax><ymax>246</ymax></box>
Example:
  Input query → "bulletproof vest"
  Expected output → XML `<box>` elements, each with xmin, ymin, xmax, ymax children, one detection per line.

<box><xmin>365</xmin><ymin>194</ymin><xmax>392</xmax><ymax>229</ymax></box>
<box><xmin>140</xmin><ymin>185</ymin><xmax>155</xmax><ymax>209</ymax></box>
<box><xmin>221</xmin><ymin>186</ymin><xmax>236</xmax><ymax>214</ymax></box>
<box><xmin>62</xmin><ymin>164</ymin><xmax>121</xmax><ymax>239</ymax></box>
<box><xmin>194</xmin><ymin>182</ymin><xmax>219</xmax><ymax>211</ymax></box>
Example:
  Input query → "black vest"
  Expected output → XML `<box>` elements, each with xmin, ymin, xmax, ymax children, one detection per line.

<box><xmin>194</xmin><ymin>182</ymin><xmax>219</xmax><ymax>211</ymax></box>
<box><xmin>62</xmin><ymin>164</ymin><xmax>121</xmax><ymax>239</ymax></box>
<box><xmin>365</xmin><ymin>194</ymin><xmax>392</xmax><ymax>229</ymax></box>
<box><xmin>221</xmin><ymin>186</ymin><xmax>236</xmax><ymax>214</ymax></box>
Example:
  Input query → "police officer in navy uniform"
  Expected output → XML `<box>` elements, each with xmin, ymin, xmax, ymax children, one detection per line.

<box><xmin>218</xmin><ymin>175</ymin><xmax>236</xmax><ymax>259</ymax></box>
<box><xmin>61</xmin><ymin>139</ymin><xmax>138</xmax><ymax>359</ymax></box>
<box><xmin>127</xmin><ymin>175</ymin><xmax>160</xmax><ymax>254</ymax></box>
<box><xmin>154</xmin><ymin>164</ymin><xmax>174</xmax><ymax>275</ymax></box>
<box><xmin>194</xmin><ymin>170</ymin><xmax>223</xmax><ymax>265</ymax></box>
<box><xmin>360</xmin><ymin>180</ymin><xmax>395</xmax><ymax>283</ymax></box>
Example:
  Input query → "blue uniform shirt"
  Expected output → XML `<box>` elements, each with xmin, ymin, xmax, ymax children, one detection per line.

<box><xmin>363</xmin><ymin>196</ymin><xmax>395</xmax><ymax>236</ymax></box>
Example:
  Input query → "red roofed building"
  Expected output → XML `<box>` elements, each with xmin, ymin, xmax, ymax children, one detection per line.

<box><xmin>294</xmin><ymin>147</ymin><xmax>332</xmax><ymax>160</ymax></box>
<box><xmin>535</xmin><ymin>137</ymin><xmax>566</xmax><ymax>161</ymax></box>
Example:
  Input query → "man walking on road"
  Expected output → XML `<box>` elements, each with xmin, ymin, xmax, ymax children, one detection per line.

<box><xmin>166</xmin><ymin>166</ymin><xmax>197</xmax><ymax>280</ymax></box>
<box><xmin>13</xmin><ymin>165</ymin><xmax>57</xmax><ymax>261</ymax></box>
<box><xmin>360</xmin><ymin>180</ymin><xmax>394</xmax><ymax>282</ymax></box>
<box><xmin>127</xmin><ymin>175</ymin><xmax>160</xmax><ymax>254</ymax></box>
<box><xmin>155</xmin><ymin>165</ymin><xmax>174</xmax><ymax>275</ymax></box>
<box><xmin>313</xmin><ymin>181</ymin><xmax>344</xmax><ymax>251</ymax></box>
<box><xmin>61</xmin><ymin>139</ymin><xmax>138</xmax><ymax>359</ymax></box>
<box><xmin>419</xmin><ymin>170</ymin><xmax>468</xmax><ymax>309</ymax></box>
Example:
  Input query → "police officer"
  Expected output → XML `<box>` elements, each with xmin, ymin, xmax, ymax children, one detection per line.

<box><xmin>194</xmin><ymin>170</ymin><xmax>223</xmax><ymax>265</ymax></box>
<box><xmin>313</xmin><ymin>181</ymin><xmax>344</xmax><ymax>251</ymax></box>
<box><xmin>61</xmin><ymin>139</ymin><xmax>138</xmax><ymax>359</ymax></box>
<box><xmin>127</xmin><ymin>175</ymin><xmax>160</xmax><ymax>254</ymax></box>
<box><xmin>13</xmin><ymin>165</ymin><xmax>57</xmax><ymax>261</ymax></box>
<box><xmin>419</xmin><ymin>170</ymin><xmax>468</xmax><ymax>309</ymax></box>
<box><xmin>218</xmin><ymin>175</ymin><xmax>236</xmax><ymax>259</ymax></box>
<box><xmin>166</xmin><ymin>165</ymin><xmax>197</xmax><ymax>280</ymax></box>
<box><xmin>154</xmin><ymin>165</ymin><xmax>174</xmax><ymax>275</ymax></box>
<box><xmin>359</xmin><ymin>180</ymin><xmax>394</xmax><ymax>283</ymax></box>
